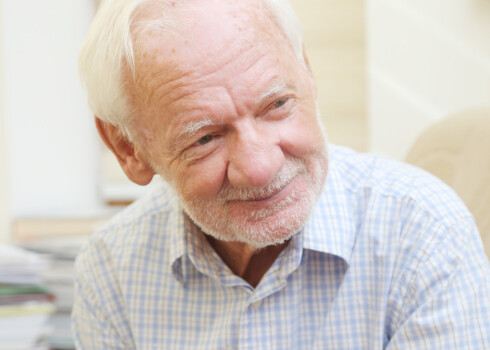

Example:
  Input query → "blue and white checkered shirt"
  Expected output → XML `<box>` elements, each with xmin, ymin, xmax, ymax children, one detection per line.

<box><xmin>72</xmin><ymin>145</ymin><xmax>490</xmax><ymax>349</ymax></box>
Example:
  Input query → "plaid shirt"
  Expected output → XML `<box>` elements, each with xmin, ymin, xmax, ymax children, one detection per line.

<box><xmin>72</xmin><ymin>145</ymin><xmax>490</xmax><ymax>349</ymax></box>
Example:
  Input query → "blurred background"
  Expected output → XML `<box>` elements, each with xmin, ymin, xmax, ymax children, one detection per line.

<box><xmin>1</xmin><ymin>0</ymin><xmax>489</xmax><ymax>241</ymax></box>
<box><xmin>0</xmin><ymin>0</ymin><xmax>489</xmax><ymax>348</ymax></box>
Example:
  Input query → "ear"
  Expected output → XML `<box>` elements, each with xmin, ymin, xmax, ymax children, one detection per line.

<box><xmin>302</xmin><ymin>46</ymin><xmax>313</xmax><ymax>72</ymax></box>
<box><xmin>95</xmin><ymin>118</ymin><xmax>155</xmax><ymax>185</ymax></box>
<box><xmin>302</xmin><ymin>46</ymin><xmax>318</xmax><ymax>99</ymax></box>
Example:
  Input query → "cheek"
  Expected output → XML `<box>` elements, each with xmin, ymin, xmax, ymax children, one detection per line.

<box><xmin>174</xmin><ymin>155</ymin><xmax>228</xmax><ymax>201</ymax></box>
<box><xmin>278</xmin><ymin>111</ymin><xmax>326</xmax><ymax>158</ymax></box>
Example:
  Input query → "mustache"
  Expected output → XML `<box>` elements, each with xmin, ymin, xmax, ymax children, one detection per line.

<box><xmin>217</xmin><ymin>158</ymin><xmax>306</xmax><ymax>202</ymax></box>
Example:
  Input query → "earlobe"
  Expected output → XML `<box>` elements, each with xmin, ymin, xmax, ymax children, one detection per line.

<box><xmin>95</xmin><ymin>118</ymin><xmax>155</xmax><ymax>185</ymax></box>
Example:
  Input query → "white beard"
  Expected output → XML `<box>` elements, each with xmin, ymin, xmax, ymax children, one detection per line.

<box><xmin>179</xmin><ymin>147</ymin><xmax>328</xmax><ymax>249</ymax></box>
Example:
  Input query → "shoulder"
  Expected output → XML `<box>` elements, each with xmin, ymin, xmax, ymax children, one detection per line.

<box><xmin>327</xmin><ymin>145</ymin><xmax>484</xmax><ymax>281</ymax></box>
<box><xmin>329</xmin><ymin>144</ymin><xmax>473</xmax><ymax>229</ymax></box>
<box><xmin>329</xmin><ymin>147</ymin><xmax>488</xmax><ymax>294</ymax></box>
<box><xmin>75</xmin><ymin>182</ymin><xmax>182</xmax><ymax>275</ymax></box>
<box><xmin>102</xmin><ymin>182</ymin><xmax>180</xmax><ymax>233</ymax></box>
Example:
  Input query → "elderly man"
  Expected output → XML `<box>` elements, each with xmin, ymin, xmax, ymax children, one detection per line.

<box><xmin>72</xmin><ymin>0</ymin><xmax>490</xmax><ymax>348</ymax></box>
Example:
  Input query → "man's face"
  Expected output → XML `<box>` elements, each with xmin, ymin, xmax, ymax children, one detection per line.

<box><xmin>129</xmin><ymin>0</ymin><xmax>328</xmax><ymax>248</ymax></box>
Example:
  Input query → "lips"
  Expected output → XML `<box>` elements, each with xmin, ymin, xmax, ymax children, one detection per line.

<box><xmin>240</xmin><ymin>181</ymin><xmax>290</xmax><ymax>202</ymax></box>
<box><xmin>221</xmin><ymin>173</ymin><xmax>293</xmax><ymax>202</ymax></box>
<box><xmin>227</xmin><ymin>177</ymin><xmax>299</xmax><ymax>212</ymax></box>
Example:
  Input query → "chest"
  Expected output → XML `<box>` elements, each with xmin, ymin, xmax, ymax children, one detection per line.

<box><xmin>124</xmin><ymin>251</ymin><xmax>393</xmax><ymax>349</ymax></box>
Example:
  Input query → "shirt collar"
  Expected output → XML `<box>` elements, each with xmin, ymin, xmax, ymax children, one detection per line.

<box><xmin>168</xmin><ymin>199</ymin><xmax>188</xmax><ymax>284</ymax></box>
<box><xmin>302</xmin><ymin>147</ymin><xmax>357</xmax><ymax>266</ymax></box>
<box><xmin>170</xmin><ymin>204</ymin><xmax>241</xmax><ymax>287</ymax></box>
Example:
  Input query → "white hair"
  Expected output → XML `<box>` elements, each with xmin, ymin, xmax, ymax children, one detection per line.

<box><xmin>79</xmin><ymin>0</ymin><xmax>304</xmax><ymax>141</ymax></box>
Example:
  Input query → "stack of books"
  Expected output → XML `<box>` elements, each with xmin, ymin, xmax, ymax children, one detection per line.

<box><xmin>13</xmin><ymin>217</ymin><xmax>111</xmax><ymax>350</ymax></box>
<box><xmin>0</xmin><ymin>245</ymin><xmax>55</xmax><ymax>350</ymax></box>
<box><xmin>21</xmin><ymin>237</ymin><xmax>89</xmax><ymax>350</ymax></box>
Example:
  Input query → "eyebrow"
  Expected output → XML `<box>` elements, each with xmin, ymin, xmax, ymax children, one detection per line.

<box><xmin>256</xmin><ymin>79</ymin><xmax>296</xmax><ymax>105</ymax></box>
<box><xmin>173</xmin><ymin>118</ymin><xmax>217</xmax><ymax>147</ymax></box>
<box><xmin>171</xmin><ymin>80</ymin><xmax>294</xmax><ymax>149</ymax></box>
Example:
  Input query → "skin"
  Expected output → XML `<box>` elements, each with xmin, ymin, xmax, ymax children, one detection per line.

<box><xmin>97</xmin><ymin>0</ymin><xmax>328</xmax><ymax>287</ymax></box>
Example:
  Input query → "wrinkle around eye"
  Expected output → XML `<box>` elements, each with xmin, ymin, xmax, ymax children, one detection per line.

<box><xmin>263</xmin><ymin>96</ymin><xmax>295</xmax><ymax>120</ymax></box>
<box><xmin>182</xmin><ymin>133</ymin><xmax>223</xmax><ymax>161</ymax></box>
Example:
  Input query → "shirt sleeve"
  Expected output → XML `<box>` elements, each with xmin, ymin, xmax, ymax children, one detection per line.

<box><xmin>71</xmin><ymin>238</ymin><xmax>135</xmax><ymax>349</ymax></box>
<box><xmin>386</xmin><ymin>219</ymin><xmax>490</xmax><ymax>349</ymax></box>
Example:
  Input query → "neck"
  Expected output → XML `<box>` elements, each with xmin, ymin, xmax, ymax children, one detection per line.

<box><xmin>204</xmin><ymin>234</ymin><xmax>290</xmax><ymax>287</ymax></box>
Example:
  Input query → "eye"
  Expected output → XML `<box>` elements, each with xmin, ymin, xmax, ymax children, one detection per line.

<box><xmin>197</xmin><ymin>134</ymin><xmax>213</xmax><ymax>145</ymax></box>
<box><xmin>273</xmin><ymin>97</ymin><xmax>289</xmax><ymax>109</ymax></box>
<box><xmin>263</xmin><ymin>96</ymin><xmax>294</xmax><ymax>121</ymax></box>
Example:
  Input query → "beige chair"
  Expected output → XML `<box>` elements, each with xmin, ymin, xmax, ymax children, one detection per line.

<box><xmin>405</xmin><ymin>108</ymin><xmax>490</xmax><ymax>259</ymax></box>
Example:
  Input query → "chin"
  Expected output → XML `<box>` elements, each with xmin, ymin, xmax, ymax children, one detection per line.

<box><xmin>185</xmin><ymin>206</ymin><xmax>307</xmax><ymax>249</ymax></box>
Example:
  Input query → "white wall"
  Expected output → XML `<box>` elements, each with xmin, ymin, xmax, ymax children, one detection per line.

<box><xmin>0</xmin><ymin>0</ymin><xmax>9</xmax><ymax>243</ymax></box>
<box><xmin>367</xmin><ymin>0</ymin><xmax>490</xmax><ymax>160</ymax></box>
<box><xmin>2</xmin><ymin>0</ymin><xmax>101</xmax><ymax>222</ymax></box>
<box><xmin>291</xmin><ymin>0</ymin><xmax>367</xmax><ymax>152</ymax></box>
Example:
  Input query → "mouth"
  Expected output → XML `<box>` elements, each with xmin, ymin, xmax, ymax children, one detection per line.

<box><xmin>227</xmin><ymin>176</ymin><xmax>297</xmax><ymax>209</ymax></box>
<box><xmin>243</xmin><ymin>182</ymin><xmax>289</xmax><ymax>201</ymax></box>
<box><xmin>218</xmin><ymin>157</ymin><xmax>308</xmax><ymax>208</ymax></box>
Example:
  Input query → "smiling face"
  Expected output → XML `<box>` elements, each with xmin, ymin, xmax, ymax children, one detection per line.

<box><xmin>128</xmin><ymin>0</ymin><xmax>328</xmax><ymax>248</ymax></box>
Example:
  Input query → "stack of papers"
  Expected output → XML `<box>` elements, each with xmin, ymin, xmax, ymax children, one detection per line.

<box><xmin>21</xmin><ymin>237</ymin><xmax>88</xmax><ymax>350</ymax></box>
<box><xmin>0</xmin><ymin>245</ymin><xmax>55</xmax><ymax>350</ymax></box>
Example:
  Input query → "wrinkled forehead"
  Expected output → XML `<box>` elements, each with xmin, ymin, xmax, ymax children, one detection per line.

<box><xmin>123</xmin><ymin>0</ymin><xmax>303</xmax><ymax>135</ymax></box>
<box><xmin>132</xmin><ymin>0</ymin><xmax>278</xmax><ymax>32</ymax></box>
<box><xmin>130</xmin><ymin>0</ymin><xmax>289</xmax><ymax>64</ymax></box>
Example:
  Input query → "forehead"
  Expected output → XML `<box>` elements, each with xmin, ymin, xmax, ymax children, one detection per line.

<box><xmin>131</xmin><ymin>0</ymin><xmax>292</xmax><ymax>73</ymax></box>
<box><xmin>127</xmin><ymin>0</ymin><xmax>302</xmax><ymax>133</ymax></box>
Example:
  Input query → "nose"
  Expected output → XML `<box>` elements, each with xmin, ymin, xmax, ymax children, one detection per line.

<box><xmin>227</xmin><ymin>122</ymin><xmax>284</xmax><ymax>188</ymax></box>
